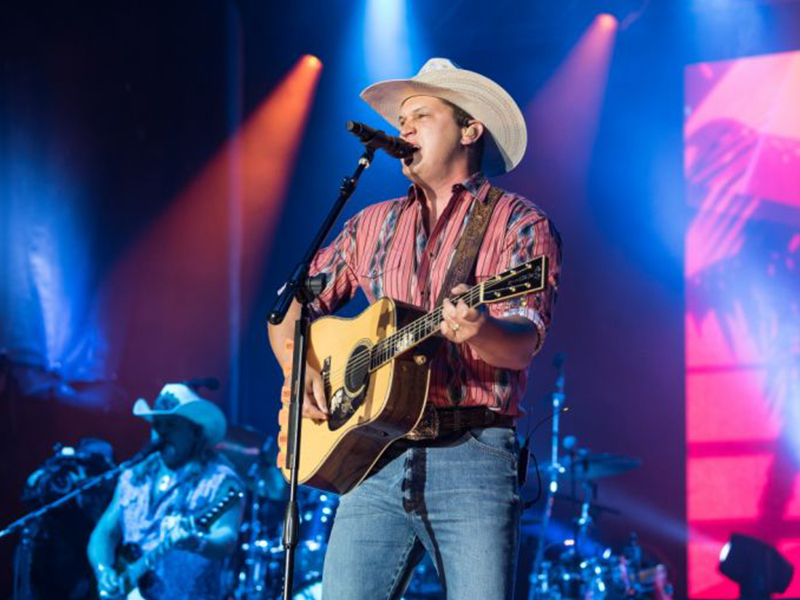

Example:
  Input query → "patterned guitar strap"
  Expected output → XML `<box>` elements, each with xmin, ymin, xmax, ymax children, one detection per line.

<box><xmin>434</xmin><ymin>185</ymin><xmax>504</xmax><ymax>308</ymax></box>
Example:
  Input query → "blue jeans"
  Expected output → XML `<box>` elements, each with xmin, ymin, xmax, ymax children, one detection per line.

<box><xmin>321</xmin><ymin>427</ymin><xmax>521</xmax><ymax>600</ymax></box>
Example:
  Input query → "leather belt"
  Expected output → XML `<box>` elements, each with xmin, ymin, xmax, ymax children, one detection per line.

<box><xmin>405</xmin><ymin>405</ymin><xmax>515</xmax><ymax>441</ymax></box>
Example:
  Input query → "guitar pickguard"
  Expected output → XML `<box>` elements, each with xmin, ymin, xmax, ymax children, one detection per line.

<box><xmin>327</xmin><ymin>386</ymin><xmax>366</xmax><ymax>430</ymax></box>
<box><xmin>327</xmin><ymin>340</ymin><xmax>372</xmax><ymax>431</ymax></box>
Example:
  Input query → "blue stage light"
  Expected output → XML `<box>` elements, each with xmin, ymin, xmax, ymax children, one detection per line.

<box><xmin>364</xmin><ymin>0</ymin><xmax>413</xmax><ymax>81</ymax></box>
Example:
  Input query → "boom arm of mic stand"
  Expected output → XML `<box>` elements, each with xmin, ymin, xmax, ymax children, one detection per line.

<box><xmin>269</xmin><ymin>147</ymin><xmax>375</xmax><ymax>325</ymax></box>
<box><xmin>269</xmin><ymin>147</ymin><xmax>375</xmax><ymax>600</ymax></box>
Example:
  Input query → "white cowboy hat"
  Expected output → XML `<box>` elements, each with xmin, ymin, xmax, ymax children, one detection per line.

<box><xmin>360</xmin><ymin>58</ymin><xmax>527</xmax><ymax>175</ymax></box>
<box><xmin>133</xmin><ymin>383</ymin><xmax>227</xmax><ymax>445</ymax></box>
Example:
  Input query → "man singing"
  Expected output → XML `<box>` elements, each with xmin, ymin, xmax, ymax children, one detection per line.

<box><xmin>269</xmin><ymin>58</ymin><xmax>561</xmax><ymax>599</ymax></box>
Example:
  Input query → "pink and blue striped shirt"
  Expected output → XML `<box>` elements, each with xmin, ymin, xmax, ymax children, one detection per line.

<box><xmin>308</xmin><ymin>173</ymin><xmax>561</xmax><ymax>417</ymax></box>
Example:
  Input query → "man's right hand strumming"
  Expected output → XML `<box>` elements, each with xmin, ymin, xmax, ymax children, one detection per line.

<box><xmin>277</xmin><ymin>360</ymin><xmax>328</xmax><ymax>469</ymax></box>
<box><xmin>268</xmin><ymin>299</ymin><xmax>329</xmax><ymax>423</ymax></box>
<box><xmin>283</xmin><ymin>362</ymin><xmax>328</xmax><ymax>422</ymax></box>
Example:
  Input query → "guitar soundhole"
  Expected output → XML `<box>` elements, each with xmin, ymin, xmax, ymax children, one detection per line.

<box><xmin>327</xmin><ymin>342</ymin><xmax>371</xmax><ymax>431</ymax></box>
<box><xmin>344</xmin><ymin>343</ymin><xmax>371</xmax><ymax>395</ymax></box>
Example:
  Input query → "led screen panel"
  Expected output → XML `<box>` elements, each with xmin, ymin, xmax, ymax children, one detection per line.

<box><xmin>685</xmin><ymin>50</ymin><xmax>800</xmax><ymax>599</ymax></box>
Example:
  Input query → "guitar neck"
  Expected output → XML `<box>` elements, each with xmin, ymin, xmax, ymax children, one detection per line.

<box><xmin>370</xmin><ymin>255</ymin><xmax>547</xmax><ymax>370</ymax></box>
<box><xmin>369</xmin><ymin>282</ymin><xmax>485</xmax><ymax>370</ymax></box>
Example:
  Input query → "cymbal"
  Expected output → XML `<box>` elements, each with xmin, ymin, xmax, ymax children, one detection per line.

<box><xmin>553</xmin><ymin>492</ymin><xmax>621</xmax><ymax>515</ymax></box>
<box><xmin>216</xmin><ymin>425</ymin><xmax>267</xmax><ymax>471</ymax></box>
<box><xmin>216</xmin><ymin>425</ymin><xmax>287</xmax><ymax>501</ymax></box>
<box><xmin>538</xmin><ymin>452</ymin><xmax>642</xmax><ymax>481</ymax></box>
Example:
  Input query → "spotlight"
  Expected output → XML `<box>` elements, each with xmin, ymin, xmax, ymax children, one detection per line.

<box><xmin>718</xmin><ymin>534</ymin><xmax>794</xmax><ymax>600</ymax></box>
<box><xmin>596</xmin><ymin>13</ymin><xmax>618</xmax><ymax>31</ymax></box>
<box><xmin>592</xmin><ymin>0</ymin><xmax>647</xmax><ymax>29</ymax></box>
<box><xmin>304</xmin><ymin>54</ymin><xmax>322</xmax><ymax>70</ymax></box>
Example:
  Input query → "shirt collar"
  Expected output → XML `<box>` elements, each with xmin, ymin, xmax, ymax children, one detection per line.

<box><xmin>406</xmin><ymin>171</ymin><xmax>490</xmax><ymax>205</ymax></box>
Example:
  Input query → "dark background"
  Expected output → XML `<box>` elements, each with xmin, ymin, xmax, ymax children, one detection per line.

<box><xmin>2</xmin><ymin>1</ymin><xmax>800</xmax><ymax>598</ymax></box>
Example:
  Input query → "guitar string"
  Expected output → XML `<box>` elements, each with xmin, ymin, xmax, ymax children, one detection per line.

<box><xmin>324</xmin><ymin>277</ymin><xmax>537</xmax><ymax>385</ymax></box>
<box><xmin>322</xmin><ymin>285</ymin><xmax>484</xmax><ymax>385</ymax></box>
<box><xmin>320</xmin><ymin>261</ymin><xmax>543</xmax><ymax>385</ymax></box>
<box><xmin>366</xmin><ymin>260</ymin><xmax>542</xmax><ymax>372</ymax></box>
<box><xmin>320</xmin><ymin>260</ymin><xmax>542</xmax><ymax>385</ymax></box>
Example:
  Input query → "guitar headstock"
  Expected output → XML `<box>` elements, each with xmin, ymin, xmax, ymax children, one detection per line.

<box><xmin>480</xmin><ymin>255</ymin><xmax>548</xmax><ymax>304</ymax></box>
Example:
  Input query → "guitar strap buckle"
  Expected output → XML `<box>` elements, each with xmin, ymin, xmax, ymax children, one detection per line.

<box><xmin>405</xmin><ymin>404</ymin><xmax>440</xmax><ymax>441</ymax></box>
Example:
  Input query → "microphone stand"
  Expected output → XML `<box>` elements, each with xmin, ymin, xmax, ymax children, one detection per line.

<box><xmin>269</xmin><ymin>145</ymin><xmax>376</xmax><ymax>600</ymax></box>
<box><xmin>0</xmin><ymin>442</ymin><xmax>160</xmax><ymax>541</ymax></box>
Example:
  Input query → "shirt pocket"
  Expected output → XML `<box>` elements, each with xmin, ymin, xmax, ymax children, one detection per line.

<box><xmin>356</xmin><ymin>253</ymin><xmax>403</xmax><ymax>301</ymax></box>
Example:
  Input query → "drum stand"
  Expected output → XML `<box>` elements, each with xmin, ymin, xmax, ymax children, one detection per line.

<box><xmin>528</xmin><ymin>355</ymin><xmax>566</xmax><ymax>600</ymax></box>
<box><xmin>234</xmin><ymin>481</ymin><xmax>269</xmax><ymax>600</ymax></box>
<box><xmin>11</xmin><ymin>526</ymin><xmax>35</xmax><ymax>600</ymax></box>
<box><xmin>575</xmin><ymin>478</ymin><xmax>597</xmax><ymax>556</ymax></box>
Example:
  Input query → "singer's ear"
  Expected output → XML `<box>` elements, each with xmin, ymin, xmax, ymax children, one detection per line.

<box><xmin>461</xmin><ymin>121</ymin><xmax>485</xmax><ymax>146</ymax></box>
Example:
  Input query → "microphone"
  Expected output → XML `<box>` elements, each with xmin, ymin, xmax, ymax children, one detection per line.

<box><xmin>346</xmin><ymin>121</ymin><xmax>417</xmax><ymax>159</ymax></box>
<box><xmin>133</xmin><ymin>438</ymin><xmax>166</xmax><ymax>462</ymax></box>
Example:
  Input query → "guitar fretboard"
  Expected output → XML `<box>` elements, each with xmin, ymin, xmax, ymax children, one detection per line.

<box><xmin>363</xmin><ymin>255</ymin><xmax>545</xmax><ymax>372</ymax></box>
<box><xmin>369</xmin><ymin>285</ymin><xmax>483</xmax><ymax>370</ymax></box>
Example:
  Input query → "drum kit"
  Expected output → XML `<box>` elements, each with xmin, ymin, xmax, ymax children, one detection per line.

<box><xmin>8</xmin><ymin>418</ymin><xmax>672</xmax><ymax>600</ymax></box>
<box><xmin>522</xmin><ymin>449</ymin><xmax>673</xmax><ymax>600</ymax></box>
<box><xmin>217</xmin><ymin>421</ymin><xmax>673</xmax><ymax>600</ymax></box>
<box><xmin>216</xmin><ymin>425</ymin><xmax>333</xmax><ymax>599</ymax></box>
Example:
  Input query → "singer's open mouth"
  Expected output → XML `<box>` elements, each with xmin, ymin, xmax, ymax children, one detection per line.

<box><xmin>403</xmin><ymin>146</ymin><xmax>420</xmax><ymax>165</ymax></box>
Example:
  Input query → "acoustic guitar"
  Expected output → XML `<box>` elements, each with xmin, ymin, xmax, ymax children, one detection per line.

<box><xmin>278</xmin><ymin>255</ymin><xmax>548</xmax><ymax>495</ymax></box>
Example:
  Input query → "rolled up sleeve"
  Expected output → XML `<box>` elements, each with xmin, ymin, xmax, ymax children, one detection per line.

<box><xmin>488</xmin><ymin>210</ymin><xmax>562</xmax><ymax>355</ymax></box>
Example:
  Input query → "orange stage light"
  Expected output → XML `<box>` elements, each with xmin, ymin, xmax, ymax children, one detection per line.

<box><xmin>105</xmin><ymin>55</ymin><xmax>322</xmax><ymax>402</ymax></box>
<box><xmin>305</xmin><ymin>54</ymin><xmax>322</xmax><ymax>70</ymax></box>
<box><xmin>508</xmin><ymin>11</ymin><xmax>618</xmax><ymax>203</ymax></box>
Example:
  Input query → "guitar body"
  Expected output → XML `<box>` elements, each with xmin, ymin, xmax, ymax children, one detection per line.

<box><xmin>109</xmin><ymin>542</ymin><xmax>154</xmax><ymax>600</ymax></box>
<box><xmin>280</xmin><ymin>297</ymin><xmax>439</xmax><ymax>494</ymax></box>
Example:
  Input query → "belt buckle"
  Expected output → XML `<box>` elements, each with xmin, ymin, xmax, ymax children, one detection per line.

<box><xmin>406</xmin><ymin>405</ymin><xmax>439</xmax><ymax>441</ymax></box>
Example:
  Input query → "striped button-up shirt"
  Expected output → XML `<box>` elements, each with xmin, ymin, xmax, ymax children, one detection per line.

<box><xmin>308</xmin><ymin>173</ymin><xmax>561</xmax><ymax>417</ymax></box>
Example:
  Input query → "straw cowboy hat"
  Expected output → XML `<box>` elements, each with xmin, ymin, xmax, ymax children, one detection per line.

<box><xmin>133</xmin><ymin>383</ymin><xmax>227</xmax><ymax>445</ymax></box>
<box><xmin>361</xmin><ymin>58</ymin><xmax>527</xmax><ymax>175</ymax></box>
